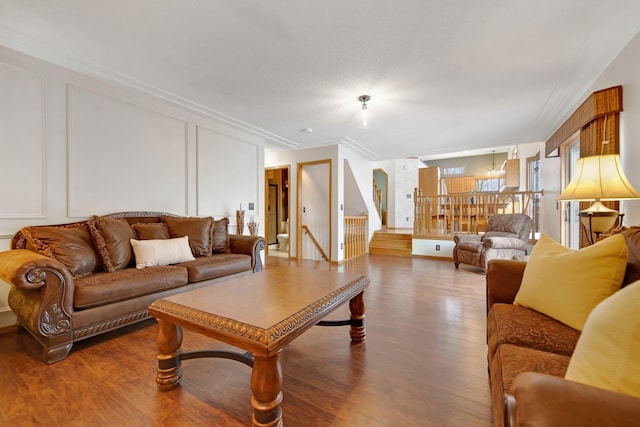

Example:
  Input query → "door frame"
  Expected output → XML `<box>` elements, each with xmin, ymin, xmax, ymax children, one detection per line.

<box><xmin>297</xmin><ymin>159</ymin><xmax>332</xmax><ymax>261</ymax></box>
<box><xmin>264</xmin><ymin>165</ymin><xmax>290</xmax><ymax>257</ymax></box>
<box><xmin>267</xmin><ymin>183</ymin><xmax>278</xmax><ymax>245</ymax></box>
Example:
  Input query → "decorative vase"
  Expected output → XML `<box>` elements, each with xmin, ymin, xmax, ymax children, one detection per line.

<box><xmin>248</xmin><ymin>218</ymin><xmax>259</xmax><ymax>236</ymax></box>
<box><xmin>236</xmin><ymin>209</ymin><xmax>245</xmax><ymax>235</ymax></box>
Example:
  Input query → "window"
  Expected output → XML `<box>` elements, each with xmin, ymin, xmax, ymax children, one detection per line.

<box><xmin>564</xmin><ymin>139</ymin><xmax>581</xmax><ymax>249</ymax></box>
<box><xmin>442</xmin><ymin>166</ymin><xmax>465</xmax><ymax>176</ymax></box>
<box><xmin>526</xmin><ymin>152</ymin><xmax>541</xmax><ymax>236</ymax></box>
<box><xmin>475</xmin><ymin>177</ymin><xmax>503</xmax><ymax>192</ymax></box>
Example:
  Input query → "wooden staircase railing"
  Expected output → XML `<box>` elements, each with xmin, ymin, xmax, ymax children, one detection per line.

<box><xmin>413</xmin><ymin>189</ymin><xmax>543</xmax><ymax>239</ymax></box>
<box><xmin>344</xmin><ymin>215</ymin><xmax>367</xmax><ymax>260</ymax></box>
<box><xmin>301</xmin><ymin>225</ymin><xmax>329</xmax><ymax>261</ymax></box>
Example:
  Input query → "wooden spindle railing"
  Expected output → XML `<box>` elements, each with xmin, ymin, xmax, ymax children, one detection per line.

<box><xmin>413</xmin><ymin>189</ymin><xmax>543</xmax><ymax>239</ymax></box>
<box><xmin>344</xmin><ymin>215</ymin><xmax>367</xmax><ymax>260</ymax></box>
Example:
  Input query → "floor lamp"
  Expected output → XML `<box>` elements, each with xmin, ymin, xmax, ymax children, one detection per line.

<box><xmin>558</xmin><ymin>154</ymin><xmax>640</xmax><ymax>245</ymax></box>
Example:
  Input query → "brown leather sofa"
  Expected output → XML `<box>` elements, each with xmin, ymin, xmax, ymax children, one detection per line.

<box><xmin>486</xmin><ymin>226</ymin><xmax>640</xmax><ymax>427</ymax></box>
<box><xmin>0</xmin><ymin>212</ymin><xmax>265</xmax><ymax>364</ymax></box>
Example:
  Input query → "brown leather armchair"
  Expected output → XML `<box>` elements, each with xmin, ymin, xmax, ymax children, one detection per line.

<box><xmin>453</xmin><ymin>213</ymin><xmax>532</xmax><ymax>272</ymax></box>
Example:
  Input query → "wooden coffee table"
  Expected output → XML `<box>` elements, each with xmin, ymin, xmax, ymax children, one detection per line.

<box><xmin>148</xmin><ymin>265</ymin><xmax>369</xmax><ymax>427</ymax></box>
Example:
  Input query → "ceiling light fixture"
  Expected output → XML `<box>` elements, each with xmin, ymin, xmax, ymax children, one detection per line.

<box><xmin>358</xmin><ymin>95</ymin><xmax>370</xmax><ymax>129</ymax></box>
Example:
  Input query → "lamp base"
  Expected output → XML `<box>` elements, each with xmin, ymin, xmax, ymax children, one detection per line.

<box><xmin>579</xmin><ymin>201</ymin><xmax>620</xmax><ymax>245</ymax></box>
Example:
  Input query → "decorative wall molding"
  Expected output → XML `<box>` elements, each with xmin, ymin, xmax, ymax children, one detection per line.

<box><xmin>66</xmin><ymin>85</ymin><xmax>189</xmax><ymax>217</ymax></box>
<box><xmin>306</xmin><ymin>136</ymin><xmax>378</xmax><ymax>161</ymax></box>
<box><xmin>0</xmin><ymin>60</ymin><xmax>47</xmax><ymax>219</ymax></box>
<box><xmin>0</xmin><ymin>25</ymin><xmax>299</xmax><ymax>150</ymax></box>
<box><xmin>195</xmin><ymin>125</ymin><xmax>260</xmax><ymax>219</ymax></box>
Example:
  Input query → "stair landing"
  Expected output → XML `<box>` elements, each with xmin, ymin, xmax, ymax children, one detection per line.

<box><xmin>369</xmin><ymin>229</ymin><xmax>413</xmax><ymax>256</ymax></box>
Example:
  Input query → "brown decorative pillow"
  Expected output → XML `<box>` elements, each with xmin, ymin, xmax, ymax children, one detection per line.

<box><xmin>20</xmin><ymin>223</ymin><xmax>101</xmax><ymax>277</ymax></box>
<box><xmin>88</xmin><ymin>216</ymin><xmax>135</xmax><ymax>272</ymax></box>
<box><xmin>161</xmin><ymin>215</ymin><xmax>213</xmax><ymax>257</ymax></box>
<box><xmin>212</xmin><ymin>218</ymin><xmax>230</xmax><ymax>254</ymax></box>
<box><xmin>132</xmin><ymin>222</ymin><xmax>170</xmax><ymax>240</ymax></box>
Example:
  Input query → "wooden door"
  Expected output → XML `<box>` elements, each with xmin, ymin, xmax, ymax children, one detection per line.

<box><xmin>267</xmin><ymin>184</ymin><xmax>278</xmax><ymax>245</ymax></box>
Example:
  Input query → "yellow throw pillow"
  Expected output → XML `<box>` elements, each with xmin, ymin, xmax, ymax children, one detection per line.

<box><xmin>514</xmin><ymin>234</ymin><xmax>627</xmax><ymax>330</ymax></box>
<box><xmin>565</xmin><ymin>281</ymin><xmax>640</xmax><ymax>397</ymax></box>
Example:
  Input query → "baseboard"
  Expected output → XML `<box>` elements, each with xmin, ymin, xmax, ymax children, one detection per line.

<box><xmin>0</xmin><ymin>324</ymin><xmax>17</xmax><ymax>335</ymax></box>
<box><xmin>0</xmin><ymin>309</ymin><xmax>17</xmax><ymax>331</ymax></box>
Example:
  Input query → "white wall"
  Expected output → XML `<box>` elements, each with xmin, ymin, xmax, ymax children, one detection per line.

<box><xmin>0</xmin><ymin>46</ymin><xmax>265</xmax><ymax>328</ymax></box>
<box><xmin>394</xmin><ymin>159</ymin><xmax>423</xmax><ymax>228</ymax></box>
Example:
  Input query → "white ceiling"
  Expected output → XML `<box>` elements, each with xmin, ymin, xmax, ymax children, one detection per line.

<box><xmin>1</xmin><ymin>1</ymin><xmax>639</xmax><ymax>160</ymax></box>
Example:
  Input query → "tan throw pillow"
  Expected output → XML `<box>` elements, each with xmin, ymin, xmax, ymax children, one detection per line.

<box><xmin>161</xmin><ymin>216</ymin><xmax>213</xmax><ymax>257</ymax></box>
<box><xmin>20</xmin><ymin>224</ymin><xmax>101</xmax><ymax>277</ymax></box>
<box><xmin>565</xmin><ymin>281</ymin><xmax>640</xmax><ymax>397</ymax></box>
<box><xmin>88</xmin><ymin>216</ymin><xmax>135</xmax><ymax>272</ymax></box>
<box><xmin>132</xmin><ymin>222</ymin><xmax>170</xmax><ymax>240</ymax></box>
<box><xmin>212</xmin><ymin>218</ymin><xmax>230</xmax><ymax>254</ymax></box>
<box><xmin>514</xmin><ymin>234</ymin><xmax>627</xmax><ymax>330</ymax></box>
<box><xmin>130</xmin><ymin>237</ymin><xmax>195</xmax><ymax>269</ymax></box>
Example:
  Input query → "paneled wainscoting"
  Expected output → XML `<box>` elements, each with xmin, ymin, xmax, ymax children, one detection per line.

<box><xmin>1</xmin><ymin>254</ymin><xmax>491</xmax><ymax>426</ymax></box>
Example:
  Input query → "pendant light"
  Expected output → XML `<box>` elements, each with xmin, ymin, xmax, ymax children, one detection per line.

<box><xmin>358</xmin><ymin>95</ymin><xmax>370</xmax><ymax>129</ymax></box>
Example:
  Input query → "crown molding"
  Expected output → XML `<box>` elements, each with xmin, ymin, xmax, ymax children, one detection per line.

<box><xmin>0</xmin><ymin>25</ymin><xmax>299</xmax><ymax>149</ymax></box>
<box><xmin>300</xmin><ymin>136</ymin><xmax>378</xmax><ymax>161</ymax></box>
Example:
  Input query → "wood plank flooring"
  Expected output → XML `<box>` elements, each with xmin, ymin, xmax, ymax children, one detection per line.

<box><xmin>0</xmin><ymin>254</ymin><xmax>491</xmax><ymax>427</ymax></box>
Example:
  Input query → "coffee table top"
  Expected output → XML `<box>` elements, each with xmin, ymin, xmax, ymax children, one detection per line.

<box><xmin>149</xmin><ymin>265</ymin><xmax>369</xmax><ymax>355</ymax></box>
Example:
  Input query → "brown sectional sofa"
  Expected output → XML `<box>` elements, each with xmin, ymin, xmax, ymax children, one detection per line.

<box><xmin>486</xmin><ymin>227</ymin><xmax>640</xmax><ymax>426</ymax></box>
<box><xmin>0</xmin><ymin>211</ymin><xmax>265</xmax><ymax>364</ymax></box>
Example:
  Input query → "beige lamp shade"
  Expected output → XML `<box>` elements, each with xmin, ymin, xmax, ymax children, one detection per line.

<box><xmin>558</xmin><ymin>154</ymin><xmax>640</xmax><ymax>201</ymax></box>
<box><xmin>559</xmin><ymin>154</ymin><xmax>640</xmax><ymax>237</ymax></box>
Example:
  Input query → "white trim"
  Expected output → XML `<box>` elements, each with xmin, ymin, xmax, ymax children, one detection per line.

<box><xmin>66</xmin><ymin>84</ymin><xmax>190</xmax><ymax>218</ymax></box>
<box><xmin>0</xmin><ymin>60</ymin><xmax>47</xmax><ymax>219</ymax></box>
<box><xmin>0</xmin><ymin>25</ymin><xmax>300</xmax><ymax>150</ymax></box>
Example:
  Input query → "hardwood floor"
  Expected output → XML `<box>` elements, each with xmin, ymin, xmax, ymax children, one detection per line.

<box><xmin>0</xmin><ymin>255</ymin><xmax>492</xmax><ymax>427</ymax></box>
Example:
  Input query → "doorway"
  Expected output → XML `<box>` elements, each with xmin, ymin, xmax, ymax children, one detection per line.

<box><xmin>265</xmin><ymin>166</ymin><xmax>290</xmax><ymax>257</ymax></box>
<box><xmin>297</xmin><ymin>160</ymin><xmax>331</xmax><ymax>261</ymax></box>
<box><xmin>373</xmin><ymin>168</ymin><xmax>388</xmax><ymax>226</ymax></box>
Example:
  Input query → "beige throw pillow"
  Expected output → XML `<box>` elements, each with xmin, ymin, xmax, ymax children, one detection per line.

<box><xmin>514</xmin><ymin>234</ymin><xmax>627</xmax><ymax>330</ymax></box>
<box><xmin>130</xmin><ymin>236</ymin><xmax>195</xmax><ymax>269</ymax></box>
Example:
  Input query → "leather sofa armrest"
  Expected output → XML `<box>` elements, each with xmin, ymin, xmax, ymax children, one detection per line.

<box><xmin>483</xmin><ymin>236</ymin><xmax>528</xmax><ymax>250</ymax></box>
<box><xmin>0</xmin><ymin>249</ymin><xmax>72</xmax><ymax>292</ymax></box>
<box><xmin>228</xmin><ymin>235</ymin><xmax>266</xmax><ymax>272</ymax></box>
<box><xmin>485</xmin><ymin>259</ymin><xmax>527</xmax><ymax>312</ymax></box>
<box><xmin>0</xmin><ymin>249</ymin><xmax>74</xmax><ymax>339</ymax></box>
<box><xmin>505</xmin><ymin>372</ymin><xmax>640</xmax><ymax>427</ymax></box>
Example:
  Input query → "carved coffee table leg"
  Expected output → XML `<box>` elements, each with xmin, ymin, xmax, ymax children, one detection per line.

<box><xmin>155</xmin><ymin>318</ymin><xmax>183</xmax><ymax>391</ymax></box>
<box><xmin>251</xmin><ymin>350</ymin><xmax>284</xmax><ymax>427</ymax></box>
<box><xmin>349</xmin><ymin>291</ymin><xmax>366</xmax><ymax>343</ymax></box>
